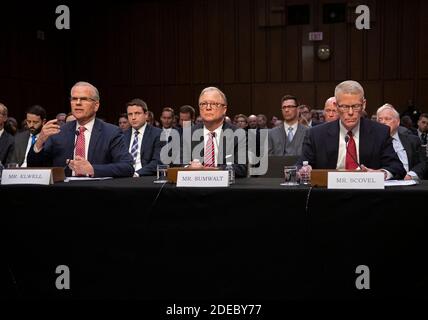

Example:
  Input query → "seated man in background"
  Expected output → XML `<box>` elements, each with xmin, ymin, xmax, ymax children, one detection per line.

<box><xmin>28</xmin><ymin>81</ymin><xmax>134</xmax><ymax>178</ymax></box>
<box><xmin>376</xmin><ymin>104</ymin><xmax>426</xmax><ymax>180</ymax></box>
<box><xmin>299</xmin><ymin>80</ymin><xmax>406</xmax><ymax>180</ymax></box>
<box><xmin>123</xmin><ymin>98</ymin><xmax>162</xmax><ymax>176</ymax></box>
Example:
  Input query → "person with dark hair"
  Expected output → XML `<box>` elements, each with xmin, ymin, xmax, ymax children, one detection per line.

<box><xmin>4</xmin><ymin>117</ymin><xmax>18</xmax><ymax>135</ymax></box>
<box><xmin>123</xmin><ymin>98</ymin><xmax>162</xmax><ymax>176</ymax></box>
<box><xmin>118</xmin><ymin>112</ymin><xmax>130</xmax><ymax>132</ymax></box>
<box><xmin>417</xmin><ymin>113</ymin><xmax>428</xmax><ymax>146</ymax></box>
<box><xmin>0</xmin><ymin>102</ymin><xmax>14</xmax><ymax>164</ymax></box>
<box><xmin>268</xmin><ymin>94</ymin><xmax>308</xmax><ymax>157</ymax></box>
<box><xmin>27</xmin><ymin>81</ymin><xmax>134</xmax><ymax>177</ymax></box>
<box><xmin>257</xmin><ymin>114</ymin><xmax>268</xmax><ymax>129</ymax></box>
<box><xmin>10</xmin><ymin>105</ymin><xmax>46</xmax><ymax>167</ymax></box>
<box><xmin>400</xmin><ymin>115</ymin><xmax>418</xmax><ymax>135</ymax></box>
<box><xmin>179</xmin><ymin>105</ymin><xmax>195</xmax><ymax>128</ymax></box>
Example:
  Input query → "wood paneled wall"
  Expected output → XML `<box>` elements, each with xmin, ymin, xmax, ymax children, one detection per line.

<box><xmin>1</xmin><ymin>0</ymin><xmax>427</xmax><ymax>123</ymax></box>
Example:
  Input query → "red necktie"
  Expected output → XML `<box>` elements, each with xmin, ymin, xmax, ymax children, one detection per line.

<box><xmin>204</xmin><ymin>132</ymin><xmax>216</xmax><ymax>167</ymax></box>
<box><xmin>75</xmin><ymin>126</ymin><xmax>86</xmax><ymax>159</ymax></box>
<box><xmin>345</xmin><ymin>131</ymin><xmax>358</xmax><ymax>170</ymax></box>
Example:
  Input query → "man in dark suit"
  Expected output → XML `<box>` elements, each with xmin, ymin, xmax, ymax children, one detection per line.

<box><xmin>300</xmin><ymin>80</ymin><xmax>406</xmax><ymax>180</ymax></box>
<box><xmin>10</xmin><ymin>105</ymin><xmax>46</xmax><ymax>167</ymax></box>
<box><xmin>0</xmin><ymin>103</ymin><xmax>14</xmax><ymax>165</ymax></box>
<box><xmin>186</xmin><ymin>87</ymin><xmax>247</xmax><ymax>177</ymax></box>
<box><xmin>377</xmin><ymin>104</ymin><xmax>427</xmax><ymax>180</ymax></box>
<box><xmin>27</xmin><ymin>81</ymin><xmax>134</xmax><ymax>178</ymax></box>
<box><xmin>123</xmin><ymin>98</ymin><xmax>162</xmax><ymax>176</ymax></box>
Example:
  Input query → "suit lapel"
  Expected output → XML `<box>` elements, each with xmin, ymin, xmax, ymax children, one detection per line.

<box><xmin>327</xmin><ymin>121</ymin><xmax>340</xmax><ymax>167</ymax></box>
<box><xmin>359</xmin><ymin>118</ymin><xmax>373</xmax><ymax>164</ymax></box>
<box><xmin>279</xmin><ymin>126</ymin><xmax>286</xmax><ymax>155</ymax></box>
<box><xmin>140</xmin><ymin>125</ymin><xmax>151</xmax><ymax>158</ymax></box>
<box><xmin>398</xmin><ymin>132</ymin><xmax>413</xmax><ymax>166</ymax></box>
<box><xmin>87</xmin><ymin>119</ymin><xmax>101</xmax><ymax>163</ymax></box>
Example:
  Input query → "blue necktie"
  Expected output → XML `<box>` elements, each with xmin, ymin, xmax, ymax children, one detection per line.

<box><xmin>31</xmin><ymin>134</ymin><xmax>37</xmax><ymax>145</ymax></box>
<box><xmin>287</xmin><ymin>127</ymin><xmax>294</xmax><ymax>142</ymax></box>
<box><xmin>130</xmin><ymin>131</ymin><xmax>139</xmax><ymax>163</ymax></box>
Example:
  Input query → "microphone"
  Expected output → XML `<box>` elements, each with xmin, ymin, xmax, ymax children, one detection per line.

<box><xmin>344</xmin><ymin>134</ymin><xmax>362</xmax><ymax>170</ymax></box>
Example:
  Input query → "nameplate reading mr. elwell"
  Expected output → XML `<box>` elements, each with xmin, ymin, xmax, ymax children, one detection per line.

<box><xmin>1</xmin><ymin>169</ymin><xmax>53</xmax><ymax>185</ymax></box>
<box><xmin>177</xmin><ymin>171</ymin><xmax>229</xmax><ymax>187</ymax></box>
<box><xmin>328</xmin><ymin>172</ymin><xmax>384</xmax><ymax>189</ymax></box>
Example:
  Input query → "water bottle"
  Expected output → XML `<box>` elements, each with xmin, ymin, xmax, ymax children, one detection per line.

<box><xmin>300</xmin><ymin>161</ymin><xmax>311</xmax><ymax>185</ymax></box>
<box><xmin>0</xmin><ymin>161</ymin><xmax>4</xmax><ymax>182</ymax></box>
<box><xmin>226</xmin><ymin>162</ymin><xmax>235</xmax><ymax>185</ymax></box>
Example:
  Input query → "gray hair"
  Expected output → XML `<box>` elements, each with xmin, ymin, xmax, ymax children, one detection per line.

<box><xmin>376</xmin><ymin>103</ymin><xmax>400</xmax><ymax>120</ymax></box>
<box><xmin>199</xmin><ymin>87</ymin><xmax>228</xmax><ymax>106</ymax></box>
<box><xmin>71</xmin><ymin>81</ymin><xmax>100</xmax><ymax>101</ymax></box>
<box><xmin>335</xmin><ymin>80</ymin><xmax>365</xmax><ymax>100</ymax></box>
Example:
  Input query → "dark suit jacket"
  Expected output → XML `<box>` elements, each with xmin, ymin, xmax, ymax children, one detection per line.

<box><xmin>300</xmin><ymin>118</ymin><xmax>406</xmax><ymax>179</ymax></box>
<box><xmin>123</xmin><ymin>125</ymin><xmax>162</xmax><ymax>176</ymax></box>
<box><xmin>10</xmin><ymin>130</ymin><xmax>30</xmax><ymax>166</ymax></box>
<box><xmin>188</xmin><ymin>122</ymin><xmax>247</xmax><ymax>178</ymax></box>
<box><xmin>397</xmin><ymin>127</ymin><xmax>427</xmax><ymax>179</ymax></box>
<box><xmin>27</xmin><ymin>119</ymin><xmax>134</xmax><ymax>177</ymax></box>
<box><xmin>0</xmin><ymin>130</ymin><xmax>14</xmax><ymax>164</ymax></box>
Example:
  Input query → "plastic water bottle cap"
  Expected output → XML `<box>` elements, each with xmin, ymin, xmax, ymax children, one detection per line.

<box><xmin>303</xmin><ymin>161</ymin><xmax>309</xmax><ymax>166</ymax></box>
<box><xmin>226</xmin><ymin>162</ymin><xmax>232</xmax><ymax>166</ymax></box>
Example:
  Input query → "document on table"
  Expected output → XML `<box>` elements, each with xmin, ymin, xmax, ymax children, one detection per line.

<box><xmin>64</xmin><ymin>177</ymin><xmax>113</xmax><ymax>182</ymax></box>
<box><xmin>384</xmin><ymin>180</ymin><xmax>418</xmax><ymax>187</ymax></box>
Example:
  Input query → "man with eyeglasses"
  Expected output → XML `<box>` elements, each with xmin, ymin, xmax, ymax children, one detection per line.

<box><xmin>186</xmin><ymin>86</ymin><xmax>247</xmax><ymax>177</ymax></box>
<box><xmin>299</xmin><ymin>80</ymin><xmax>406</xmax><ymax>180</ymax></box>
<box><xmin>28</xmin><ymin>81</ymin><xmax>134</xmax><ymax>178</ymax></box>
<box><xmin>268</xmin><ymin>94</ymin><xmax>309</xmax><ymax>157</ymax></box>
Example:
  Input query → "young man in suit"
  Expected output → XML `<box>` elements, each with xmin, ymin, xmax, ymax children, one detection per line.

<box><xmin>27</xmin><ymin>81</ymin><xmax>134</xmax><ymax>178</ymax></box>
<box><xmin>299</xmin><ymin>80</ymin><xmax>406</xmax><ymax>180</ymax></box>
<box><xmin>10</xmin><ymin>105</ymin><xmax>46</xmax><ymax>167</ymax></box>
<box><xmin>0</xmin><ymin>103</ymin><xmax>14</xmax><ymax>165</ymax></box>
<box><xmin>186</xmin><ymin>87</ymin><xmax>247</xmax><ymax>178</ymax></box>
<box><xmin>268</xmin><ymin>94</ymin><xmax>309</xmax><ymax>157</ymax></box>
<box><xmin>377</xmin><ymin>104</ymin><xmax>427</xmax><ymax>180</ymax></box>
<box><xmin>123</xmin><ymin>98</ymin><xmax>162</xmax><ymax>176</ymax></box>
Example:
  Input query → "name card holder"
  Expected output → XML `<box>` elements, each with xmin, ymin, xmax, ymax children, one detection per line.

<box><xmin>176</xmin><ymin>170</ymin><xmax>229</xmax><ymax>187</ymax></box>
<box><xmin>1</xmin><ymin>167</ymin><xmax>65</xmax><ymax>185</ymax></box>
<box><xmin>328</xmin><ymin>171</ymin><xmax>384</xmax><ymax>189</ymax></box>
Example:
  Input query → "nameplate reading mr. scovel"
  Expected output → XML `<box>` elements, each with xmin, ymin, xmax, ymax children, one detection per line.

<box><xmin>1</xmin><ymin>169</ymin><xmax>53</xmax><ymax>185</ymax></box>
<box><xmin>328</xmin><ymin>172</ymin><xmax>384</xmax><ymax>189</ymax></box>
<box><xmin>177</xmin><ymin>171</ymin><xmax>229</xmax><ymax>187</ymax></box>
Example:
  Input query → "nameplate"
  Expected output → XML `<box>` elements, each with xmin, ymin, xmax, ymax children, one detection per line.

<box><xmin>177</xmin><ymin>171</ymin><xmax>229</xmax><ymax>187</ymax></box>
<box><xmin>328</xmin><ymin>172</ymin><xmax>384</xmax><ymax>189</ymax></box>
<box><xmin>1</xmin><ymin>169</ymin><xmax>53</xmax><ymax>185</ymax></box>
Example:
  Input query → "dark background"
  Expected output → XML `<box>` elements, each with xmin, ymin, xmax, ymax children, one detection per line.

<box><xmin>1</xmin><ymin>0</ymin><xmax>427</xmax><ymax>124</ymax></box>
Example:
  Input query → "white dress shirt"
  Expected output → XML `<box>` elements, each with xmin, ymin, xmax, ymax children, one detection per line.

<box><xmin>75</xmin><ymin>118</ymin><xmax>95</xmax><ymax>160</ymax></box>
<box><xmin>283</xmin><ymin>121</ymin><xmax>298</xmax><ymax>142</ymax></box>
<box><xmin>22</xmin><ymin>133</ymin><xmax>40</xmax><ymax>168</ymax></box>
<box><xmin>392</xmin><ymin>132</ymin><xmax>417</xmax><ymax>178</ymax></box>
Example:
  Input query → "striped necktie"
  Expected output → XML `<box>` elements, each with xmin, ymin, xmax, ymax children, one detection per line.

<box><xmin>204</xmin><ymin>132</ymin><xmax>216</xmax><ymax>167</ymax></box>
<box><xmin>130</xmin><ymin>130</ymin><xmax>139</xmax><ymax>163</ymax></box>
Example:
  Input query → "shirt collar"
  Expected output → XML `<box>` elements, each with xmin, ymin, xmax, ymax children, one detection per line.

<box><xmin>133</xmin><ymin>123</ymin><xmax>147</xmax><ymax>135</ymax></box>
<box><xmin>0</xmin><ymin>128</ymin><xmax>4</xmax><ymax>137</ymax></box>
<box><xmin>76</xmin><ymin>118</ymin><xmax>95</xmax><ymax>133</ymax></box>
<box><xmin>283</xmin><ymin>121</ymin><xmax>298</xmax><ymax>132</ymax></box>
<box><xmin>339</xmin><ymin>119</ymin><xmax>360</xmax><ymax>138</ymax></box>
<box><xmin>203</xmin><ymin>123</ymin><xmax>223</xmax><ymax>138</ymax></box>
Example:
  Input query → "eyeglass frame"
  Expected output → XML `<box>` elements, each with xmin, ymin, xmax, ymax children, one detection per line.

<box><xmin>337</xmin><ymin>104</ymin><xmax>364</xmax><ymax>112</ymax></box>
<box><xmin>70</xmin><ymin>96</ymin><xmax>97</xmax><ymax>103</ymax></box>
<box><xmin>199</xmin><ymin>101</ymin><xmax>226</xmax><ymax>110</ymax></box>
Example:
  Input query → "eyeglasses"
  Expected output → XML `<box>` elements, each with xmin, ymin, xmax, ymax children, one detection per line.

<box><xmin>70</xmin><ymin>97</ymin><xmax>97</xmax><ymax>103</ymax></box>
<box><xmin>199</xmin><ymin>101</ymin><xmax>225</xmax><ymax>110</ymax></box>
<box><xmin>337</xmin><ymin>104</ymin><xmax>363</xmax><ymax>111</ymax></box>
<box><xmin>282</xmin><ymin>105</ymin><xmax>297</xmax><ymax>110</ymax></box>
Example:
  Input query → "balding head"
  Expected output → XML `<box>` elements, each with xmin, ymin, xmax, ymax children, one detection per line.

<box><xmin>323</xmin><ymin>97</ymin><xmax>338</xmax><ymax>122</ymax></box>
